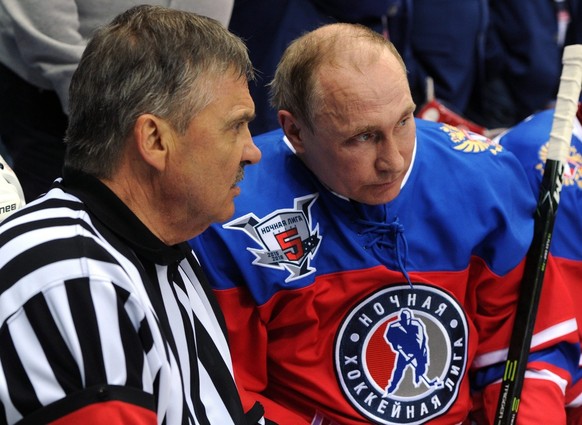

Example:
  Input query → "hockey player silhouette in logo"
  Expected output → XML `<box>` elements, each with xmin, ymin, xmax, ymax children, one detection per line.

<box><xmin>384</xmin><ymin>308</ymin><xmax>431</xmax><ymax>396</ymax></box>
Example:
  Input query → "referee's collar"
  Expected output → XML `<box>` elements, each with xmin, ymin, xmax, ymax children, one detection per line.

<box><xmin>61</xmin><ymin>167</ymin><xmax>187</xmax><ymax>265</ymax></box>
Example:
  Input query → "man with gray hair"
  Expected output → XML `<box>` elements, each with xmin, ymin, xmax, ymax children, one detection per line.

<box><xmin>0</xmin><ymin>5</ymin><xmax>267</xmax><ymax>424</ymax></box>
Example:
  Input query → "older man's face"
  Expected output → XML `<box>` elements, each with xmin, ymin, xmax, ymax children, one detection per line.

<box><xmin>299</xmin><ymin>49</ymin><xmax>416</xmax><ymax>206</ymax></box>
<box><xmin>166</xmin><ymin>70</ymin><xmax>260</xmax><ymax>236</ymax></box>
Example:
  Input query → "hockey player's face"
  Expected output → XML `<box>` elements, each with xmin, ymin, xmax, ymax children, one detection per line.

<box><xmin>299</xmin><ymin>49</ymin><xmax>415</xmax><ymax>205</ymax></box>
<box><xmin>165</xmin><ymin>71</ymin><xmax>260</xmax><ymax>236</ymax></box>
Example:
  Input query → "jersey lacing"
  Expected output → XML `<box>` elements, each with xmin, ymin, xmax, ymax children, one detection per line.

<box><xmin>356</xmin><ymin>216</ymin><xmax>413</xmax><ymax>288</ymax></box>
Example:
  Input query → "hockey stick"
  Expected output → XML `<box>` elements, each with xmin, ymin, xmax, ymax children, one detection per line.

<box><xmin>494</xmin><ymin>44</ymin><xmax>582</xmax><ymax>425</ymax></box>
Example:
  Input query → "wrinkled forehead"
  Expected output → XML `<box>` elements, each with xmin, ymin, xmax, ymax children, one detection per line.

<box><xmin>315</xmin><ymin>46</ymin><xmax>406</xmax><ymax>94</ymax></box>
<box><xmin>312</xmin><ymin>46</ymin><xmax>413</xmax><ymax>130</ymax></box>
<box><xmin>338</xmin><ymin>38</ymin><xmax>393</xmax><ymax>64</ymax></box>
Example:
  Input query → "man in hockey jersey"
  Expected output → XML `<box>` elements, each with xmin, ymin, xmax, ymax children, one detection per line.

<box><xmin>190</xmin><ymin>23</ymin><xmax>580</xmax><ymax>424</ymax></box>
<box><xmin>0</xmin><ymin>5</ymin><xmax>268</xmax><ymax>425</ymax></box>
<box><xmin>495</xmin><ymin>104</ymin><xmax>582</xmax><ymax>425</ymax></box>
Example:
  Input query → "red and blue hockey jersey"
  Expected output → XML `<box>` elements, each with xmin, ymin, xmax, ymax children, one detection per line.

<box><xmin>190</xmin><ymin>119</ymin><xmax>579</xmax><ymax>425</ymax></box>
<box><xmin>496</xmin><ymin>108</ymin><xmax>582</xmax><ymax>422</ymax></box>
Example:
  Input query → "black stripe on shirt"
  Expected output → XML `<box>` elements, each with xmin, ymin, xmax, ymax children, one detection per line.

<box><xmin>0</xmin><ymin>236</ymin><xmax>118</xmax><ymax>296</ymax></box>
<box><xmin>0</xmin><ymin>325</ymin><xmax>42</xmax><ymax>416</ymax></box>
<box><xmin>0</xmin><ymin>217</ymin><xmax>95</xmax><ymax>248</ymax></box>
<box><xmin>166</xmin><ymin>264</ymin><xmax>207</xmax><ymax>425</ymax></box>
<box><xmin>193</xmin><ymin>313</ymin><xmax>245</xmax><ymax>423</ymax></box>
<box><xmin>24</xmin><ymin>292</ymin><xmax>83</xmax><ymax>393</ymax></box>
<box><xmin>184</xmin><ymin>249</ymin><xmax>229</xmax><ymax>338</ymax></box>
<box><xmin>65</xmin><ymin>278</ymin><xmax>107</xmax><ymax>387</ymax></box>
<box><xmin>0</xmin><ymin>398</ymin><xmax>6</xmax><ymax>425</ymax></box>
<box><xmin>113</xmin><ymin>285</ymin><xmax>145</xmax><ymax>389</ymax></box>
<box><xmin>175</xmin><ymin>254</ymin><xmax>246</xmax><ymax>423</ymax></box>
<box><xmin>153</xmin><ymin>368</ymin><xmax>162</xmax><ymax>423</ymax></box>
<box><xmin>0</xmin><ymin>197</ymin><xmax>84</xmax><ymax>227</ymax></box>
<box><xmin>138</xmin><ymin>260</ymin><xmax>191</xmax><ymax>425</ymax></box>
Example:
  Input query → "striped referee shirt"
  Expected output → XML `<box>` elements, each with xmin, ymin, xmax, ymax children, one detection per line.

<box><xmin>0</xmin><ymin>169</ymin><xmax>265</xmax><ymax>425</ymax></box>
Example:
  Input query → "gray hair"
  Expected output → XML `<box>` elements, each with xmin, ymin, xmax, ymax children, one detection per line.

<box><xmin>269</xmin><ymin>23</ymin><xmax>405</xmax><ymax>132</ymax></box>
<box><xmin>65</xmin><ymin>4</ymin><xmax>254</xmax><ymax>178</ymax></box>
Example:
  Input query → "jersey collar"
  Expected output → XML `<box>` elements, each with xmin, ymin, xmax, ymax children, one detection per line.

<box><xmin>61</xmin><ymin>167</ymin><xmax>187</xmax><ymax>265</ymax></box>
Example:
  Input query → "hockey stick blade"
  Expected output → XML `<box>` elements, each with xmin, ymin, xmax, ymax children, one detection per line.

<box><xmin>494</xmin><ymin>44</ymin><xmax>582</xmax><ymax>425</ymax></box>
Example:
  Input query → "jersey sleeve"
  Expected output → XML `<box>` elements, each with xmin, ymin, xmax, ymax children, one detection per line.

<box><xmin>469</xmin><ymin>242</ymin><xmax>580</xmax><ymax>424</ymax></box>
<box><xmin>0</xmin><ymin>276</ymin><xmax>158</xmax><ymax>424</ymax></box>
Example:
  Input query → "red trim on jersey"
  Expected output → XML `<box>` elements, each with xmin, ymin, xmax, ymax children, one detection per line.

<box><xmin>49</xmin><ymin>401</ymin><xmax>157</xmax><ymax>425</ymax></box>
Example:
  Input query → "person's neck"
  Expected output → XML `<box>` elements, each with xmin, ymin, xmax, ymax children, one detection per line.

<box><xmin>100</xmin><ymin>171</ymin><xmax>182</xmax><ymax>246</ymax></box>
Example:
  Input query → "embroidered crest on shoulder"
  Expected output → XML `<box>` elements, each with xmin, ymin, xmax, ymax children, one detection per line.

<box><xmin>536</xmin><ymin>142</ymin><xmax>582</xmax><ymax>190</ymax></box>
<box><xmin>335</xmin><ymin>284</ymin><xmax>468</xmax><ymax>424</ymax></box>
<box><xmin>223</xmin><ymin>194</ymin><xmax>321</xmax><ymax>282</ymax></box>
<box><xmin>440</xmin><ymin>124</ymin><xmax>502</xmax><ymax>154</ymax></box>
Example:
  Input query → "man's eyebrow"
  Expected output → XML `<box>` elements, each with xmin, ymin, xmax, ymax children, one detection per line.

<box><xmin>351</xmin><ymin>124</ymin><xmax>377</xmax><ymax>136</ymax></box>
<box><xmin>404</xmin><ymin>104</ymin><xmax>416</xmax><ymax>116</ymax></box>
<box><xmin>224</xmin><ymin>111</ymin><xmax>256</xmax><ymax>129</ymax></box>
<box><xmin>233</xmin><ymin>111</ymin><xmax>256</xmax><ymax>124</ymax></box>
<box><xmin>242</xmin><ymin>111</ymin><xmax>256</xmax><ymax>122</ymax></box>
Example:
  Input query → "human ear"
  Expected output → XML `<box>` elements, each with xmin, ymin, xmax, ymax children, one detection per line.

<box><xmin>133</xmin><ymin>114</ymin><xmax>170</xmax><ymax>171</ymax></box>
<box><xmin>278</xmin><ymin>110</ymin><xmax>306</xmax><ymax>154</ymax></box>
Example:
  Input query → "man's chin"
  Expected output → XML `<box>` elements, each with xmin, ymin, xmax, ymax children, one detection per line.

<box><xmin>216</xmin><ymin>204</ymin><xmax>236</xmax><ymax>224</ymax></box>
<box><xmin>356</xmin><ymin>189</ymin><xmax>401</xmax><ymax>205</ymax></box>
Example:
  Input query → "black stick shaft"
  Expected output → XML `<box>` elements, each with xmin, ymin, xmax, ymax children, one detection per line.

<box><xmin>494</xmin><ymin>160</ymin><xmax>563</xmax><ymax>425</ymax></box>
<box><xmin>493</xmin><ymin>43</ymin><xmax>582</xmax><ymax>424</ymax></box>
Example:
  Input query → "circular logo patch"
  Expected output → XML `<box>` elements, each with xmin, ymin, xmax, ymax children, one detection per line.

<box><xmin>335</xmin><ymin>284</ymin><xmax>468</xmax><ymax>424</ymax></box>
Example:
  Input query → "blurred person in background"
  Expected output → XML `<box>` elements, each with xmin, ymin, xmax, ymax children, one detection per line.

<box><xmin>0</xmin><ymin>0</ymin><xmax>234</xmax><ymax>202</ymax></box>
